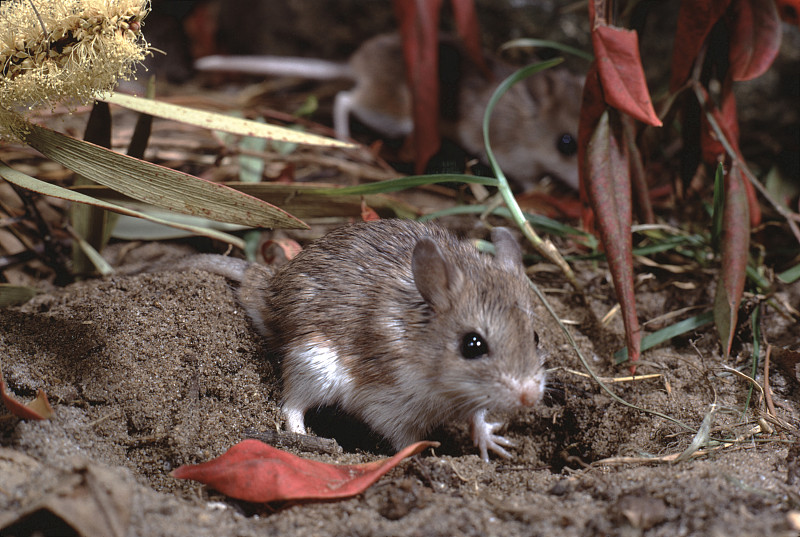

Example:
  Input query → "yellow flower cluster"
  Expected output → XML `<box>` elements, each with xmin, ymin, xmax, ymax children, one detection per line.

<box><xmin>0</xmin><ymin>0</ymin><xmax>150</xmax><ymax>138</ymax></box>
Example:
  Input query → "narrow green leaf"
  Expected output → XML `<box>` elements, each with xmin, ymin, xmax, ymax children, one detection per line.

<box><xmin>20</xmin><ymin>123</ymin><xmax>306</xmax><ymax>230</ymax></box>
<box><xmin>778</xmin><ymin>262</ymin><xmax>800</xmax><ymax>284</ymax></box>
<box><xmin>71</xmin><ymin>232</ymin><xmax>113</xmax><ymax>276</ymax></box>
<box><xmin>313</xmin><ymin>174</ymin><xmax>499</xmax><ymax>195</ymax></box>
<box><xmin>102</xmin><ymin>92</ymin><xmax>353</xmax><ymax>148</ymax></box>
<box><xmin>500</xmin><ymin>38</ymin><xmax>594</xmax><ymax>62</ymax></box>
<box><xmin>0</xmin><ymin>162</ymin><xmax>245</xmax><ymax>249</ymax></box>
<box><xmin>615</xmin><ymin>312</ymin><xmax>715</xmax><ymax>363</ymax></box>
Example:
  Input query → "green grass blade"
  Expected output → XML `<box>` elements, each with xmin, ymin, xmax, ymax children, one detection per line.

<box><xmin>615</xmin><ymin>311</ymin><xmax>715</xmax><ymax>363</ymax></box>
<box><xmin>500</xmin><ymin>38</ymin><xmax>594</xmax><ymax>62</ymax></box>
<box><xmin>778</xmin><ymin>262</ymin><xmax>800</xmax><ymax>284</ymax></box>
<box><xmin>313</xmin><ymin>174</ymin><xmax>500</xmax><ymax>196</ymax></box>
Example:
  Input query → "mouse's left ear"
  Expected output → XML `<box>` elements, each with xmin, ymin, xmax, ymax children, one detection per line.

<box><xmin>412</xmin><ymin>238</ymin><xmax>464</xmax><ymax>310</ymax></box>
<box><xmin>491</xmin><ymin>227</ymin><xmax>523</xmax><ymax>273</ymax></box>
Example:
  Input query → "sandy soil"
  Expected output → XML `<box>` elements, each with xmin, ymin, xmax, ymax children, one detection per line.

<box><xmin>1</xmin><ymin>234</ymin><xmax>798</xmax><ymax>537</ymax></box>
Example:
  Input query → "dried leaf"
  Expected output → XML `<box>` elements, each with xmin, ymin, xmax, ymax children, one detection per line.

<box><xmin>0</xmin><ymin>379</ymin><xmax>53</xmax><ymax>420</ymax></box>
<box><xmin>171</xmin><ymin>439</ymin><xmax>437</xmax><ymax>503</ymax></box>
<box><xmin>20</xmin><ymin>123</ymin><xmax>306</xmax><ymax>230</ymax></box>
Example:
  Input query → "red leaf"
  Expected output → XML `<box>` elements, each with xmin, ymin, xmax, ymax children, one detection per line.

<box><xmin>669</xmin><ymin>0</ymin><xmax>732</xmax><ymax>91</ymax></box>
<box><xmin>698</xmin><ymin>82</ymin><xmax>762</xmax><ymax>226</ymax></box>
<box><xmin>701</xmin><ymin>77</ymin><xmax>740</xmax><ymax>163</ymax></box>
<box><xmin>171</xmin><ymin>439</ymin><xmax>438</xmax><ymax>503</ymax></box>
<box><xmin>713</xmin><ymin>163</ymin><xmax>750</xmax><ymax>359</ymax></box>
<box><xmin>728</xmin><ymin>0</ymin><xmax>782</xmax><ymax>81</ymax></box>
<box><xmin>450</xmin><ymin>0</ymin><xmax>490</xmax><ymax>77</ymax></box>
<box><xmin>584</xmin><ymin>110</ymin><xmax>642</xmax><ymax>370</ymax></box>
<box><xmin>393</xmin><ymin>0</ymin><xmax>444</xmax><ymax>174</ymax></box>
<box><xmin>1</xmin><ymin>379</ymin><xmax>54</xmax><ymax>420</ymax></box>
<box><xmin>360</xmin><ymin>200</ymin><xmax>380</xmax><ymax>221</ymax></box>
<box><xmin>592</xmin><ymin>25</ymin><xmax>661</xmax><ymax>126</ymax></box>
<box><xmin>577</xmin><ymin>64</ymin><xmax>606</xmax><ymax>203</ymax></box>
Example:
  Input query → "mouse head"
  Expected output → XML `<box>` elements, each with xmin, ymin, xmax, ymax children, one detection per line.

<box><xmin>456</xmin><ymin>66</ymin><xmax>583</xmax><ymax>191</ymax></box>
<box><xmin>410</xmin><ymin>227</ymin><xmax>546</xmax><ymax>418</ymax></box>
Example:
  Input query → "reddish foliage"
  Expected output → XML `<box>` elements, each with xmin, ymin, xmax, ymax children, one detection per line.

<box><xmin>776</xmin><ymin>0</ymin><xmax>800</xmax><ymax>25</ymax></box>
<box><xmin>728</xmin><ymin>0</ymin><xmax>782</xmax><ymax>81</ymax></box>
<box><xmin>391</xmin><ymin>0</ymin><xmax>485</xmax><ymax>173</ymax></box>
<box><xmin>713</xmin><ymin>163</ymin><xmax>750</xmax><ymax>358</ymax></box>
<box><xmin>669</xmin><ymin>0</ymin><xmax>732</xmax><ymax>92</ymax></box>
<box><xmin>360</xmin><ymin>200</ymin><xmax>381</xmax><ymax>221</ymax></box>
<box><xmin>592</xmin><ymin>25</ymin><xmax>661</xmax><ymax>126</ymax></box>
<box><xmin>171</xmin><ymin>439</ymin><xmax>437</xmax><ymax>503</ymax></box>
<box><xmin>583</xmin><ymin>110</ymin><xmax>641</xmax><ymax>371</ymax></box>
<box><xmin>0</xmin><ymin>379</ymin><xmax>53</xmax><ymax>420</ymax></box>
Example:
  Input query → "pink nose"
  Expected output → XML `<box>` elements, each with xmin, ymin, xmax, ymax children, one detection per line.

<box><xmin>520</xmin><ymin>387</ymin><xmax>540</xmax><ymax>407</ymax></box>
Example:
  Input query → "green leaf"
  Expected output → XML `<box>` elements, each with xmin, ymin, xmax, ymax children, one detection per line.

<box><xmin>615</xmin><ymin>312</ymin><xmax>715</xmax><ymax>363</ymax></box>
<box><xmin>500</xmin><ymin>38</ymin><xmax>594</xmax><ymax>62</ymax></box>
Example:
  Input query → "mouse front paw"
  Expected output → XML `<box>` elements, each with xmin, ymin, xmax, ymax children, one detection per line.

<box><xmin>470</xmin><ymin>409</ymin><xmax>515</xmax><ymax>462</ymax></box>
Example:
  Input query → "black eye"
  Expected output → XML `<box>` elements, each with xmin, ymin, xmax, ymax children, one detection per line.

<box><xmin>556</xmin><ymin>133</ymin><xmax>578</xmax><ymax>156</ymax></box>
<box><xmin>460</xmin><ymin>332</ymin><xmax>488</xmax><ymax>359</ymax></box>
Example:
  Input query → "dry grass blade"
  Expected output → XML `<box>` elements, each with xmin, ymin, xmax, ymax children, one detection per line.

<box><xmin>0</xmin><ymin>161</ymin><xmax>246</xmax><ymax>249</ymax></box>
<box><xmin>103</xmin><ymin>93</ymin><xmax>355</xmax><ymax>149</ymax></box>
<box><xmin>21</xmin><ymin>123</ymin><xmax>306</xmax><ymax>230</ymax></box>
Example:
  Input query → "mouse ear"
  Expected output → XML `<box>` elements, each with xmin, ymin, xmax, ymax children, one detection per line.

<box><xmin>491</xmin><ymin>227</ymin><xmax>523</xmax><ymax>273</ymax></box>
<box><xmin>412</xmin><ymin>238</ymin><xmax>463</xmax><ymax>310</ymax></box>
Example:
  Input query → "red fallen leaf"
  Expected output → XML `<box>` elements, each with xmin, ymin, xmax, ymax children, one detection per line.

<box><xmin>713</xmin><ymin>162</ymin><xmax>750</xmax><ymax>359</ymax></box>
<box><xmin>0</xmin><ymin>379</ymin><xmax>54</xmax><ymax>420</ymax></box>
<box><xmin>669</xmin><ymin>0</ymin><xmax>732</xmax><ymax>92</ymax></box>
<box><xmin>360</xmin><ymin>200</ymin><xmax>380</xmax><ymax>222</ymax></box>
<box><xmin>584</xmin><ymin>110</ymin><xmax>642</xmax><ymax>371</ymax></box>
<box><xmin>591</xmin><ymin>25</ymin><xmax>661</xmax><ymax>127</ymax></box>
<box><xmin>728</xmin><ymin>0</ymin><xmax>781</xmax><ymax>81</ymax></box>
<box><xmin>172</xmin><ymin>439</ymin><xmax>438</xmax><ymax>503</ymax></box>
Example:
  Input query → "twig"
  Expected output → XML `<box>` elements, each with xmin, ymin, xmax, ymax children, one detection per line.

<box><xmin>764</xmin><ymin>344</ymin><xmax>777</xmax><ymax>417</ymax></box>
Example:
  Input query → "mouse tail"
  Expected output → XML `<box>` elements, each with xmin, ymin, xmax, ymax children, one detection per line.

<box><xmin>195</xmin><ymin>55</ymin><xmax>353</xmax><ymax>80</ymax></box>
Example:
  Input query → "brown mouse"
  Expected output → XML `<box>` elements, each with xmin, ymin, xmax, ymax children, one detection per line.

<box><xmin>195</xmin><ymin>33</ymin><xmax>583</xmax><ymax>190</ymax></box>
<box><xmin>174</xmin><ymin>219</ymin><xmax>546</xmax><ymax>461</ymax></box>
